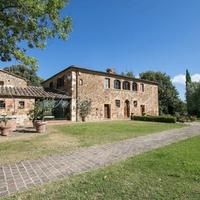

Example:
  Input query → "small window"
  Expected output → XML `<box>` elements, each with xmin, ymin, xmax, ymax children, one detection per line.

<box><xmin>133</xmin><ymin>101</ymin><xmax>138</xmax><ymax>107</ymax></box>
<box><xmin>115</xmin><ymin>100</ymin><xmax>120</xmax><ymax>107</ymax></box>
<box><xmin>123</xmin><ymin>81</ymin><xmax>130</xmax><ymax>90</ymax></box>
<box><xmin>0</xmin><ymin>81</ymin><xmax>4</xmax><ymax>86</ymax></box>
<box><xmin>18</xmin><ymin>101</ymin><xmax>25</xmax><ymax>109</ymax></box>
<box><xmin>104</xmin><ymin>78</ymin><xmax>110</xmax><ymax>89</ymax></box>
<box><xmin>132</xmin><ymin>82</ymin><xmax>138</xmax><ymax>91</ymax></box>
<box><xmin>57</xmin><ymin>76</ymin><xmax>65</xmax><ymax>88</ymax></box>
<box><xmin>79</xmin><ymin>79</ymin><xmax>83</xmax><ymax>85</ymax></box>
<box><xmin>0</xmin><ymin>100</ymin><xmax>5</xmax><ymax>109</ymax></box>
<box><xmin>49</xmin><ymin>81</ymin><xmax>53</xmax><ymax>89</ymax></box>
<box><xmin>141</xmin><ymin>83</ymin><xmax>145</xmax><ymax>92</ymax></box>
<box><xmin>114</xmin><ymin>80</ymin><xmax>121</xmax><ymax>89</ymax></box>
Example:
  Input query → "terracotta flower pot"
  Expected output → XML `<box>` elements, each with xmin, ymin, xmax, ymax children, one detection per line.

<box><xmin>35</xmin><ymin>121</ymin><xmax>47</xmax><ymax>133</ymax></box>
<box><xmin>0</xmin><ymin>127</ymin><xmax>11</xmax><ymax>136</ymax></box>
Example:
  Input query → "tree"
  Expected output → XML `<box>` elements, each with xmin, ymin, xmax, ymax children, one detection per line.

<box><xmin>4</xmin><ymin>64</ymin><xmax>44</xmax><ymax>86</ymax></box>
<box><xmin>121</xmin><ymin>71</ymin><xmax>134</xmax><ymax>78</ymax></box>
<box><xmin>0</xmin><ymin>0</ymin><xmax>72</xmax><ymax>66</ymax></box>
<box><xmin>140</xmin><ymin>71</ymin><xmax>184</xmax><ymax>115</ymax></box>
<box><xmin>185</xmin><ymin>69</ymin><xmax>194</xmax><ymax>115</ymax></box>
<box><xmin>186</xmin><ymin>78</ymin><xmax>200</xmax><ymax>117</ymax></box>
<box><xmin>78</xmin><ymin>100</ymin><xmax>92</xmax><ymax>122</ymax></box>
<box><xmin>190</xmin><ymin>83</ymin><xmax>200</xmax><ymax>117</ymax></box>
<box><xmin>186</xmin><ymin>69</ymin><xmax>192</xmax><ymax>85</ymax></box>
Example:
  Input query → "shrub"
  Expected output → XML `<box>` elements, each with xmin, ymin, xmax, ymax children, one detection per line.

<box><xmin>78</xmin><ymin>100</ymin><xmax>92</xmax><ymax>122</ymax></box>
<box><xmin>177</xmin><ymin>115</ymin><xmax>197</xmax><ymax>123</ymax></box>
<box><xmin>131</xmin><ymin>115</ymin><xmax>176</xmax><ymax>123</ymax></box>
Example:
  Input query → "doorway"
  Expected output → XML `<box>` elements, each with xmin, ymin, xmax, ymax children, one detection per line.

<box><xmin>124</xmin><ymin>100</ymin><xmax>130</xmax><ymax>118</ymax></box>
<box><xmin>140</xmin><ymin>105</ymin><xmax>145</xmax><ymax>116</ymax></box>
<box><xmin>104</xmin><ymin>104</ymin><xmax>111</xmax><ymax>119</ymax></box>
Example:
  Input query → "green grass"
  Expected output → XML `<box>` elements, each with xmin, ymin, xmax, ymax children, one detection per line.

<box><xmin>54</xmin><ymin>121</ymin><xmax>184</xmax><ymax>146</ymax></box>
<box><xmin>0</xmin><ymin>121</ymin><xmax>184</xmax><ymax>164</ymax></box>
<box><xmin>3</xmin><ymin>135</ymin><xmax>200</xmax><ymax>200</ymax></box>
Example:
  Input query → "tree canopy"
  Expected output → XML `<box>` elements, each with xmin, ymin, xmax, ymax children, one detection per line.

<box><xmin>140</xmin><ymin>71</ymin><xmax>185</xmax><ymax>115</ymax></box>
<box><xmin>185</xmin><ymin>69</ymin><xmax>200</xmax><ymax>116</ymax></box>
<box><xmin>0</xmin><ymin>0</ymin><xmax>72</xmax><ymax>66</ymax></box>
<box><xmin>4</xmin><ymin>65</ymin><xmax>44</xmax><ymax>86</ymax></box>
<box><xmin>121</xmin><ymin>71</ymin><xmax>134</xmax><ymax>78</ymax></box>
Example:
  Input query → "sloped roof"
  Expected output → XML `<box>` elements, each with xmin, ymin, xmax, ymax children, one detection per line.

<box><xmin>0</xmin><ymin>69</ymin><xmax>27</xmax><ymax>82</ymax></box>
<box><xmin>42</xmin><ymin>65</ymin><xmax>158</xmax><ymax>85</ymax></box>
<box><xmin>0</xmin><ymin>86</ymin><xmax>70</xmax><ymax>99</ymax></box>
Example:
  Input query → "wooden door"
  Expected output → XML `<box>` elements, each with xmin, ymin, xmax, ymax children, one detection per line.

<box><xmin>104</xmin><ymin>104</ymin><xmax>111</xmax><ymax>119</ymax></box>
<box><xmin>124</xmin><ymin>100</ymin><xmax>130</xmax><ymax>118</ymax></box>
<box><xmin>141</xmin><ymin>105</ymin><xmax>145</xmax><ymax>116</ymax></box>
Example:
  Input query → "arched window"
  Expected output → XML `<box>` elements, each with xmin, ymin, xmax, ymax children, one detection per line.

<box><xmin>140</xmin><ymin>83</ymin><xmax>145</xmax><ymax>92</ymax></box>
<box><xmin>123</xmin><ymin>81</ymin><xmax>130</xmax><ymax>90</ymax></box>
<box><xmin>114</xmin><ymin>80</ymin><xmax>121</xmax><ymax>89</ymax></box>
<box><xmin>132</xmin><ymin>82</ymin><xmax>138</xmax><ymax>91</ymax></box>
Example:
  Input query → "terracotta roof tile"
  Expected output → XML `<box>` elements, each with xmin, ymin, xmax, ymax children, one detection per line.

<box><xmin>0</xmin><ymin>86</ymin><xmax>70</xmax><ymax>99</ymax></box>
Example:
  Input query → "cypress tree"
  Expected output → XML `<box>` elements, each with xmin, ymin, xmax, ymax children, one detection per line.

<box><xmin>185</xmin><ymin>69</ymin><xmax>192</xmax><ymax>114</ymax></box>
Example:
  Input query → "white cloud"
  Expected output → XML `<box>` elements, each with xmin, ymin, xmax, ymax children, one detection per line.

<box><xmin>172</xmin><ymin>74</ymin><xmax>185</xmax><ymax>85</ymax></box>
<box><xmin>172</xmin><ymin>73</ymin><xmax>200</xmax><ymax>85</ymax></box>
<box><xmin>192</xmin><ymin>74</ymin><xmax>200</xmax><ymax>82</ymax></box>
<box><xmin>135</xmin><ymin>74</ymin><xmax>139</xmax><ymax>78</ymax></box>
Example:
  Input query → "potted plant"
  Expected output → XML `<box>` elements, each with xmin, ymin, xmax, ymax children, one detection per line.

<box><xmin>78</xmin><ymin>99</ymin><xmax>92</xmax><ymax>122</ymax></box>
<box><xmin>28</xmin><ymin>99</ymin><xmax>54</xmax><ymax>133</ymax></box>
<box><xmin>0</xmin><ymin>115</ymin><xmax>12</xmax><ymax>136</ymax></box>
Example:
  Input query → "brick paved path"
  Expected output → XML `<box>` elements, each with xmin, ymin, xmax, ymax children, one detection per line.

<box><xmin>0</xmin><ymin>123</ymin><xmax>200</xmax><ymax>198</ymax></box>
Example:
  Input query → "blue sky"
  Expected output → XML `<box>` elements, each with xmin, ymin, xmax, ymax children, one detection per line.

<box><xmin>1</xmin><ymin>0</ymin><xmax>200</xmax><ymax>99</ymax></box>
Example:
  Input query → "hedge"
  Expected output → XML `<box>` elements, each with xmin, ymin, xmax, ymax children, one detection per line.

<box><xmin>131</xmin><ymin>115</ymin><xmax>176</xmax><ymax>123</ymax></box>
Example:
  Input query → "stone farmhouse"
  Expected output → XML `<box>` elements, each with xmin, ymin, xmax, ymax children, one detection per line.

<box><xmin>0</xmin><ymin>66</ymin><xmax>159</xmax><ymax>125</ymax></box>
<box><xmin>42</xmin><ymin>66</ymin><xmax>159</xmax><ymax>122</ymax></box>
<box><xmin>0</xmin><ymin>69</ymin><xmax>69</xmax><ymax>125</ymax></box>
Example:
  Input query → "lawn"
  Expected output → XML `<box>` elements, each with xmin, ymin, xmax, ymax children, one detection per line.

<box><xmin>0</xmin><ymin>121</ymin><xmax>184</xmax><ymax>164</ymax></box>
<box><xmin>3</xmin><ymin>134</ymin><xmax>200</xmax><ymax>200</ymax></box>
<box><xmin>54</xmin><ymin>120</ymin><xmax>184</xmax><ymax>146</ymax></box>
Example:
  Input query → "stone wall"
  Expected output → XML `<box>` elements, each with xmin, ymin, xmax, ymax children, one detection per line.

<box><xmin>42</xmin><ymin>71</ymin><xmax>72</xmax><ymax>96</ymax></box>
<box><xmin>42</xmin><ymin>70</ymin><xmax>73</xmax><ymax>120</ymax></box>
<box><xmin>42</xmin><ymin>68</ymin><xmax>159</xmax><ymax>122</ymax></box>
<box><xmin>75</xmin><ymin>71</ymin><xmax>159</xmax><ymax>121</ymax></box>
<box><xmin>0</xmin><ymin>70</ymin><xmax>27</xmax><ymax>87</ymax></box>
<box><xmin>0</xmin><ymin>98</ymin><xmax>35</xmax><ymax>125</ymax></box>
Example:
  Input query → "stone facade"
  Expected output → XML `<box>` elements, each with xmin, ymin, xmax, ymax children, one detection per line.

<box><xmin>75</xmin><ymin>71</ymin><xmax>159</xmax><ymax>121</ymax></box>
<box><xmin>0</xmin><ymin>69</ymin><xmax>70</xmax><ymax>126</ymax></box>
<box><xmin>42</xmin><ymin>66</ymin><xmax>159</xmax><ymax>122</ymax></box>
<box><xmin>0</xmin><ymin>98</ymin><xmax>35</xmax><ymax>125</ymax></box>
<box><xmin>0</xmin><ymin>70</ymin><xmax>27</xmax><ymax>87</ymax></box>
<box><xmin>0</xmin><ymin>70</ymin><xmax>32</xmax><ymax>125</ymax></box>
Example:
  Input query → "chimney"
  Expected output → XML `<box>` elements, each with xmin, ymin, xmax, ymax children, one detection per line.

<box><xmin>106</xmin><ymin>68</ymin><xmax>116</xmax><ymax>74</ymax></box>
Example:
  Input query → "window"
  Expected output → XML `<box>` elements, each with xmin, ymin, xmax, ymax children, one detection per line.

<box><xmin>49</xmin><ymin>81</ymin><xmax>53</xmax><ymax>89</ymax></box>
<box><xmin>123</xmin><ymin>81</ymin><xmax>130</xmax><ymax>90</ymax></box>
<box><xmin>18</xmin><ymin>101</ymin><xmax>25</xmax><ymax>109</ymax></box>
<box><xmin>57</xmin><ymin>76</ymin><xmax>65</xmax><ymax>88</ymax></box>
<box><xmin>0</xmin><ymin>100</ymin><xmax>5</xmax><ymax>109</ymax></box>
<box><xmin>132</xmin><ymin>82</ymin><xmax>138</xmax><ymax>91</ymax></box>
<box><xmin>141</xmin><ymin>83</ymin><xmax>145</xmax><ymax>92</ymax></box>
<box><xmin>79</xmin><ymin>79</ymin><xmax>83</xmax><ymax>85</ymax></box>
<box><xmin>104</xmin><ymin>78</ymin><xmax>110</xmax><ymax>89</ymax></box>
<box><xmin>115</xmin><ymin>100</ymin><xmax>120</xmax><ymax>107</ymax></box>
<box><xmin>0</xmin><ymin>81</ymin><xmax>4</xmax><ymax>86</ymax></box>
<box><xmin>133</xmin><ymin>101</ymin><xmax>138</xmax><ymax>107</ymax></box>
<box><xmin>114</xmin><ymin>80</ymin><xmax>121</xmax><ymax>89</ymax></box>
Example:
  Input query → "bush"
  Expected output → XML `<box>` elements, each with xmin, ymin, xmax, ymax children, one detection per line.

<box><xmin>131</xmin><ymin>115</ymin><xmax>176</xmax><ymax>123</ymax></box>
<box><xmin>177</xmin><ymin>115</ymin><xmax>197</xmax><ymax>123</ymax></box>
